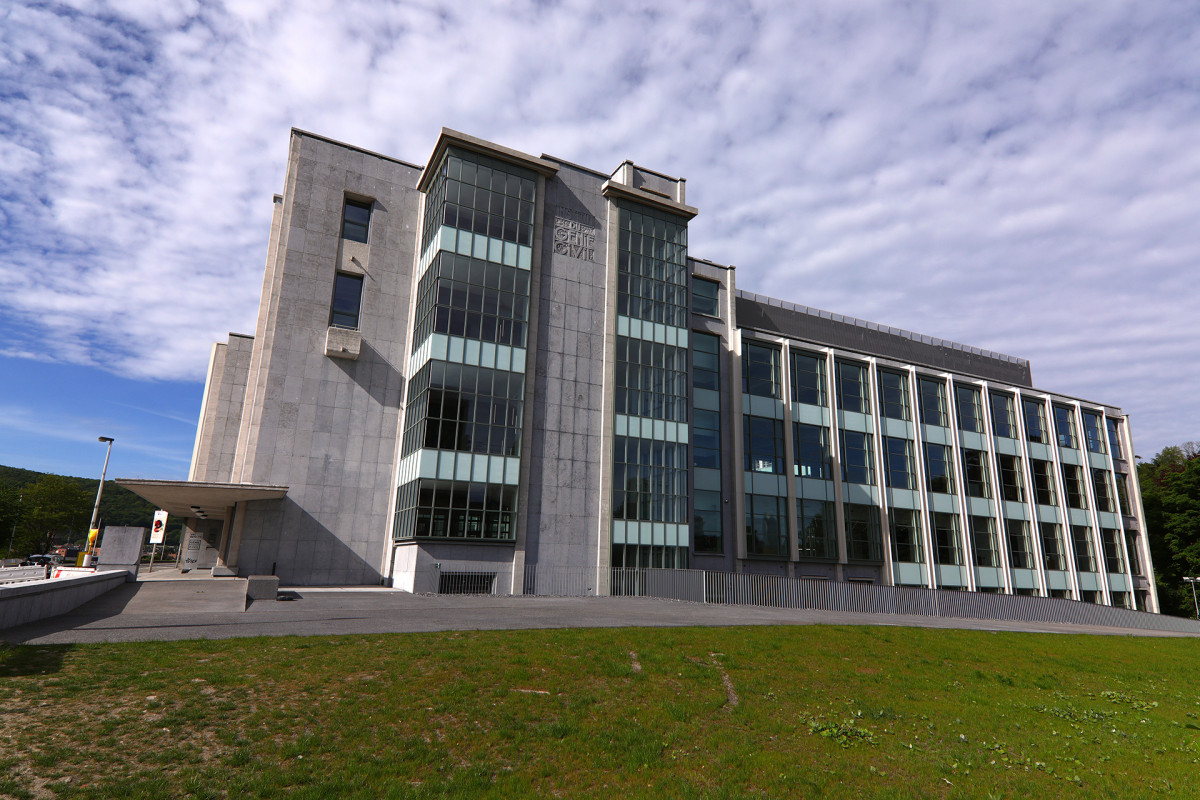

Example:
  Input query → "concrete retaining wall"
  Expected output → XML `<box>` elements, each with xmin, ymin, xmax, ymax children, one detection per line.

<box><xmin>0</xmin><ymin>570</ymin><xmax>127</xmax><ymax>630</ymax></box>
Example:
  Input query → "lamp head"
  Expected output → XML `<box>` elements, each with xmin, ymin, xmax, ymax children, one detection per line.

<box><xmin>98</xmin><ymin>436</ymin><xmax>114</xmax><ymax>443</ymax></box>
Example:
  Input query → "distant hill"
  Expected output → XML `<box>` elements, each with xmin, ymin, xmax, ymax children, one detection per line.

<box><xmin>0</xmin><ymin>464</ymin><xmax>183</xmax><ymax>544</ymax></box>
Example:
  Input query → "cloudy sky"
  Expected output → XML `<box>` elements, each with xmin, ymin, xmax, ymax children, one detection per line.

<box><xmin>2</xmin><ymin>0</ymin><xmax>1198</xmax><ymax>481</ymax></box>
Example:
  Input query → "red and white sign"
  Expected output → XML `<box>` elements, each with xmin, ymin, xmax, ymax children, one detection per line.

<box><xmin>150</xmin><ymin>510</ymin><xmax>168</xmax><ymax>544</ymax></box>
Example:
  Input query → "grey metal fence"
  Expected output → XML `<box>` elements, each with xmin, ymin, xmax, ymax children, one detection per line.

<box><xmin>423</xmin><ymin>563</ymin><xmax>1200</xmax><ymax>634</ymax></box>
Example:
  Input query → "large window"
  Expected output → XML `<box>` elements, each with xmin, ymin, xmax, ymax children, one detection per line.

<box><xmin>341</xmin><ymin>198</ymin><xmax>371</xmax><ymax>243</ymax></box>
<box><xmin>401</xmin><ymin>362</ymin><xmax>524</xmax><ymax>458</ymax></box>
<box><xmin>1031</xmin><ymin>460</ymin><xmax>1057</xmax><ymax>506</ymax></box>
<box><xmin>971</xmin><ymin>516</ymin><xmax>1000</xmax><ymax>567</ymax></box>
<box><xmin>1023</xmin><ymin>399</ymin><xmax>1048</xmax><ymax>444</ymax></box>
<box><xmin>1082</xmin><ymin>411</ymin><xmax>1105</xmax><ymax>454</ymax></box>
<box><xmin>612</xmin><ymin>436</ymin><xmax>688</xmax><ymax>524</ymax></box>
<box><xmin>615</xmin><ymin>337</ymin><xmax>688</xmax><ymax>422</ymax></box>
<box><xmin>423</xmin><ymin>151</ymin><xmax>536</xmax><ymax>255</ymax></box>
<box><xmin>996</xmin><ymin>454</ymin><xmax>1024</xmax><ymax>502</ymax></box>
<box><xmin>742</xmin><ymin>342</ymin><xmax>781</xmax><ymax>398</ymax></box>
<box><xmin>743</xmin><ymin>415</ymin><xmax>784</xmax><ymax>474</ymax></box>
<box><xmin>841</xmin><ymin>431</ymin><xmax>875</xmax><ymax>485</ymax></box>
<box><xmin>1115</xmin><ymin>472</ymin><xmax>1132</xmax><ymax>515</ymax></box>
<box><xmin>693</xmin><ymin>489</ymin><xmax>723</xmax><ymax>554</ymax></box>
<box><xmin>797</xmin><ymin>499</ymin><xmax>837</xmax><ymax>559</ymax></box>
<box><xmin>1062</xmin><ymin>464</ymin><xmax>1087</xmax><ymax>509</ymax></box>
<box><xmin>793</xmin><ymin>423</ymin><xmax>831</xmax><ymax>480</ymax></box>
<box><xmin>330</xmin><ymin>273</ymin><xmax>364</xmax><ymax>329</ymax></box>
<box><xmin>884</xmin><ymin>437</ymin><xmax>915</xmax><ymax>490</ymax></box>
<box><xmin>791</xmin><ymin>350</ymin><xmax>826</xmax><ymax>406</ymax></box>
<box><xmin>1007</xmin><ymin>520</ymin><xmax>1034</xmax><ymax>569</ymax></box>
<box><xmin>837</xmin><ymin>361</ymin><xmax>870</xmax><ymax>414</ymax></box>
<box><xmin>692</xmin><ymin>409</ymin><xmax>721</xmax><ymax>469</ymax></box>
<box><xmin>918</xmin><ymin>377</ymin><xmax>948</xmax><ymax>427</ymax></box>
<box><xmin>845</xmin><ymin>504</ymin><xmax>882</xmax><ymax>561</ymax></box>
<box><xmin>1053</xmin><ymin>405</ymin><xmax>1077</xmax><ymax>449</ymax></box>
<box><xmin>1072</xmin><ymin>525</ymin><xmax>1097</xmax><ymax>572</ymax></box>
<box><xmin>746</xmin><ymin>494</ymin><xmax>787</xmax><ymax>557</ymax></box>
<box><xmin>393</xmin><ymin>479</ymin><xmax>516</xmax><ymax>542</ymax></box>
<box><xmin>924</xmin><ymin>443</ymin><xmax>955</xmax><ymax>494</ymax></box>
<box><xmin>1092</xmin><ymin>469</ymin><xmax>1115</xmax><ymax>513</ymax></box>
<box><xmin>890</xmin><ymin>509</ymin><xmax>923</xmax><ymax>563</ymax></box>
<box><xmin>878</xmin><ymin>370</ymin><xmax>910</xmax><ymax>421</ymax></box>
<box><xmin>411</xmin><ymin>252</ymin><xmax>531</xmax><ymax>349</ymax></box>
<box><xmin>990</xmin><ymin>392</ymin><xmax>1016</xmax><ymax>439</ymax></box>
<box><xmin>616</xmin><ymin>205</ymin><xmax>689</xmax><ymax>327</ymax></box>
<box><xmin>692</xmin><ymin>277</ymin><xmax>720</xmax><ymax>317</ymax></box>
<box><xmin>934</xmin><ymin>512</ymin><xmax>963</xmax><ymax>566</ymax></box>
<box><xmin>692</xmin><ymin>332</ymin><xmax>720</xmax><ymax>392</ymax></box>
<box><xmin>1101</xmin><ymin>528</ymin><xmax>1125</xmax><ymax>573</ymax></box>
<box><xmin>1106</xmin><ymin>418</ymin><xmax>1124</xmax><ymax>459</ymax></box>
<box><xmin>1125</xmin><ymin>530</ymin><xmax>1142</xmax><ymax>575</ymax></box>
<box><xmin>962</xmin><ymin>449</ymin><xmax>990</xmax><ymax>498</ymax></box>
<box><xmin>955</xmin><ymin>385</ymin><xmax>983</xmax><ymax>433</ymax></box>
<box><xmin>1040</xmin><ymin>523</ymin><xmax>1066</xmax><ymax>571</ymax></box>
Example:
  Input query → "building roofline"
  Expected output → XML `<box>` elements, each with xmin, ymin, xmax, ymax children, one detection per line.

<box><xmin>290</xmin><ymin>128</ymin><xmax>423</xmax><ymax>170</ymax></box>
<box><xmin>418</xmin><ymin>129</ymin><xmax>559</xmax><ymax>193</ymax></box>
<box><xmin>736</xmin><ymin>289</ymin><xmax>1029</xmax><ymax>368</ymax></box>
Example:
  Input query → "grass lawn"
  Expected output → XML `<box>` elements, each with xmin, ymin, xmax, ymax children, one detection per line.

<box><xmin>2</xmin><ymin>625</ymin><xmax>1199</xmax><ymax>798</ymax></box>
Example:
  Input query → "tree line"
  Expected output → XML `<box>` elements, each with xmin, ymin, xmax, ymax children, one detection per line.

<box><xmin>1140</xmin><ymin>441</ymin><xmax>1200</xmax><ymax>618</ymax></box>
<box><xmin>0</xmin><ymin>464</ymin><xmax>182</xmax><ymax>559</ymax></box>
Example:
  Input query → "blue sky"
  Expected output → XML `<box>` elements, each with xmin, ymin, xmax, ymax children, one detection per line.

<box><xmin>2</xmin><ymin>0</ymin><xmax>1198</xmax><ymax>481</ymax></box>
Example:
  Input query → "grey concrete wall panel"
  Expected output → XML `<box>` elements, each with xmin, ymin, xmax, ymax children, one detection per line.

<box><xmin>522</xmin><ymin>162</ymin><xmax>610</xmax><ymax>572</ymax></box>
<box><xmin>735</xmin><ymin>296</ymin><xmax>1034</xmax><ymax>387</ymax></box>
<box><xmin>192</xmin><ymin>334</ymin><xmax>254</xmax><ymax>482</ymax></box>
<box><xmin>227</xmin><ymin>131</ymin><xmax>423</xmax><ymax>585</ymax></box>
<box><xmin>0</xmin><ymin>571</ymin><xmax>126</xmax><ymax>630</ymax></box>
<box><xmin>98</xmin><ymin>526</ymin><xmax>146</xmax><ymax>581</ymax></box>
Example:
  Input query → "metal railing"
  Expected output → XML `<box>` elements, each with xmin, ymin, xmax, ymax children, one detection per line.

<box><xmin>419</xmin><ymin>563</ymin><xmax>1200</xmax><ymax>634</ymax></box>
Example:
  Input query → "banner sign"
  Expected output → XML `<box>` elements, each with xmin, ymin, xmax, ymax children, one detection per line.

<box><xmin>150</xmin><ymin>510</ymin><xmax>168</xmax><ymax>544</ymax></box>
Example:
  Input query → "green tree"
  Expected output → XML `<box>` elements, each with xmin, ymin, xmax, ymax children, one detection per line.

<box><xmin>11</xmin><ymin>475</ymin><xmax>92</xmax><ymax>557</ymax></box>
<box><xmin>1140</xmin><ymin>443</ymin><xmax>1200</xmax><ymax>618</ymax></box>
<box><xmin>0</xmin><ymin>485</ymin><xmax>26</xmax><ymax>560</ymax></box>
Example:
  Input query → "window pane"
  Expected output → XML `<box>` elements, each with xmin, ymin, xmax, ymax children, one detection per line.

<box><xmin>841</xmin><ymin>431</ymin><xmax>875</xmax><ymax>485</ymax></box>
<box><xmin>330</xmin><ymin>273</ymin><xmax>364</xmax><ymax>329</ymax></box>
<box><xmin>692</xmin><ymin>277</ymin><xmax>720</xmax><ymax>316</ymax></box>
<box><xmin>879</xmin><ymin>370</ymin><xmax>910</xmax><ymax>420</ymax></box>
<box><xmin>742</xmin><ymin>342</ymin><xmax>781</xmax><ymax>398</ymax></box>
<box><xmin>919</xmin><ymin>378</ymin><xmax>947</xmax><ymax>427</ymax></box>
<box><xmin>890</xmin><ymin>508</ymin><xmax>923</xmax><ymax>563</ymax></box>
<box><xmin>791</xmin><ymin>351</ymin><xmax>826</xmax><ymax>406</ymax></box>
<box><xmin>884</xmin><ymin>437</ymin><xmax>914</xmax><ymax>490</ymax></box>
<box><xmin>924</xmin><ymin>443</ymin><xmax>954</xmax><ymax>494</ymax></box>
<box><xmin>837</xmin><ymin>362</ymin><xmax>869</xmax><ymax>414</ymax></box>
<box><xmin>989</xmin><ymin>392</ymin><xmax>1015</xmax><ymax>438</ymax></box>
<box><xmin>342</xmin><ymin>199</ymin><xmax>371</xmax><ymax>243</ymax></box>
<box><xmin>794</xmin><ymin>423</ymin><xmax>830</xmax><ymax>480</ymax></box>
<box><xmin>955</xmin><ymin>385</ymin><xmax>982</xmax><ymax>432</ymax></box>
<box><xmin>1023</xmin><ymin>399</ymin><xmax>1047</xmax><ymax>444</ymax></box>
<box><xmin>1053</xmin><ymin>405</ymin><xmax>1077</xmax><ymax>449</ymax></box>
<box><xmin>934</xmin><ymin>512</ymin><xmax>962</xmax><ymax>566</ymax></box>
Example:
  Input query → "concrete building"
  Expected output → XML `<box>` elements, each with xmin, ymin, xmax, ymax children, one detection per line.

<box><xmin>121</xmin><ymin>128</ymin><xmax>1158</xmax><ymax>612</ymax></box>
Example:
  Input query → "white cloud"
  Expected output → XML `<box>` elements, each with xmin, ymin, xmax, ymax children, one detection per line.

<box><xmin>1</xmin><ymin>0</ymin><xmax>1198</xmax><ymax>456</ymax></box>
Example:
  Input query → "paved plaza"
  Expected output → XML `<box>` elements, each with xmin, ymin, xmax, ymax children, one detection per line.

<box><xmin>2</xmin><ymin>568</ymin><xmax>1193</xmax><ymax>645</ymax></box>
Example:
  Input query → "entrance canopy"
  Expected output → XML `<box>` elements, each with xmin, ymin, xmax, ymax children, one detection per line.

<box><xmin>116</xmin><ymin>480</ymin><xmax>288</xmax><ymax>521</ymax></box>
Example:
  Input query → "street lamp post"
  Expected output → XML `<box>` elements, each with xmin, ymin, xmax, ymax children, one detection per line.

<box><xmin>83</xmin><ymin>437</ymin><xmax>114</xmax><ymax>567</ymax></box>
<box><xmin>1184</xmin><ymin>577</ymin><xmax>1200</xmax><ymax>620</ymax></box>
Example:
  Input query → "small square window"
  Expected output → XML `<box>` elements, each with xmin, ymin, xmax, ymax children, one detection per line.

<box><xmin>342</xmin><ymin>198</ymin><xmax>372</xmax><ymax>243</ymax></box>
